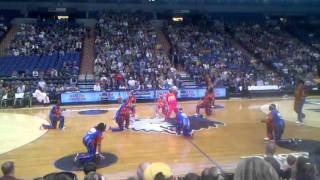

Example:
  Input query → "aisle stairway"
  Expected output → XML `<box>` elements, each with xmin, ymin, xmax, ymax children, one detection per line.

<box><xmin>156</xmin><ymin>29</ymin><xmax>171</xmax><ymax>55</ymax></box>
<box><xmin>80</xmin><ymin>29</ymin><xmax>95</xmax><ymax>74</ymax></box>
<box><xmin>0</xmin><ymin>25</ymin><xmax>19</xmax><ymax>56</ymax></box>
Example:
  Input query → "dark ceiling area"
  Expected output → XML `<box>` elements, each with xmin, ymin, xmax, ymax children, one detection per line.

<box><xmin>0</xmin><ymin>0</ymin><xmax>319</xmax><ymax>5</ymax></box>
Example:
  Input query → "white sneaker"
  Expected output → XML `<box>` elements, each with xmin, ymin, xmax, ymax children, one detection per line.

<box><xmin>296</xmin><ymin>121</ymin><xmax>303</xmax><ymax>125</ymax></box>
<box><xmin>74</xmin><ymin>153</ymin><xmax>79</xmax><ymax>163</ymax></box>
<box><xmin>60</xmin><ymin>127</ymin><xmax>66</xmax><ymax>131</ymax></box>
<box><xmin>264</xmin><ymin>137</ymin><xmax>270</xmax><ymax>141</ymax></box>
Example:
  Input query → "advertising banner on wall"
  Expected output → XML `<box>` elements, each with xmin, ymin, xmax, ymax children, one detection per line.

<box><xmin>61</xmin><ymin>88</ymin><xmax>227</xmax><ymax>104</ymax></box>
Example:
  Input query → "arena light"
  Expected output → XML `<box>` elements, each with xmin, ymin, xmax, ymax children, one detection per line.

<box><xmin>57</xmin><ymin>16</ymin><xmax>69</xmax><ymax>20</ymax></box>
<box><xmin>172</xmin><ymin>16</ymin><xmax>183</xmax><ymax>22</ymax></box>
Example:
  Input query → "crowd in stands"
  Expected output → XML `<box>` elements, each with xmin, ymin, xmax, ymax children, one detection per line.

<box><xmin>8</xmin><ymin>19</ymin><xmax>85</xmax><ymax>56</ymax></box>
<box><xmin>0</xmin><ymin>14</ymin><xmax>319</xmax><ymax>105</ymax></box>
<box><xmin>231</xmin><ymin>22</ymin><xmax>319</xmax><ymax>86</ymax></box>
<box><xmin>0</xmin><ymin>15</ymin><xmax>8</xmax><ymax>41</ymax></box>
<box><xmin>0</xmin><ymin>18</ymin><xmax>84</xmax><ymax>107</ymax></box>
<box><xmin>94</xmin><ymin>11</ymin><xmax>178</xmax><ymax>90</ymax></box>
<box><xmin>1</xmin><ymin>142</ymin><xmax>319</xmax><ymax>180</ymax></box>
<box><xmin>166</xmin><ymin>19</ymin><xmax>280</xmax><ymax>92</ymax></box>
<box><xmin>287</xmin><ymin>23</ymin><xmax>320</xmax><ymax>50</ymax></box>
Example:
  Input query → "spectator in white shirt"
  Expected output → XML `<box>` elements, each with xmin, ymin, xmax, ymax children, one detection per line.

<box><xmin>93</xmin><ymin>82</ymin><xmax>101</xmax><ymax>92</ymax></box>
<box><xmin>14</xmin><ymin>82</ymin><xmax>26</xmax><ymax>107</ymax></box>
<box><xmin>33</xmin><ymin>87</ymin><xmax>50</xmax><ymax>105</ymax></box>
<box><xmin>38</xmin><ymin>78</ymin><xmax>47</xmax><ymax>90</ymax></box>
<box><xmin>32</xmin><ymin>70</ymin><xmax>39</xmax><ymax>77</ymax></box>
<box><xmin>127</xmin><ymin>77</ymin><xmax>136</xmax><ymax>89</ymax></box>
<box><xmin>16</xmin><ymin>83</ymin><xmax>25</xmax><ymax>93</ymax></box>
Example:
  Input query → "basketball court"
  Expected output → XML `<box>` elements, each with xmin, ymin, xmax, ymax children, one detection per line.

<box><xmin>0</xmin><ymin>97</ymin><xmax>319</xmax><ymax>179</ymax></box>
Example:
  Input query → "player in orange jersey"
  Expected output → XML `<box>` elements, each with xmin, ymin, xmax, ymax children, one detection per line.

<box><xmin>195</xmin><ymin>86</ymin><xmax>215</xmax><ymax>116</ymax></box>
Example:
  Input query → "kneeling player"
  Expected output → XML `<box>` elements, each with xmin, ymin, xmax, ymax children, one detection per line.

<box><xmin>261</xmin><ymin>104</ymin><xmax>285</xmax><ymax>143</ymax></box>
<box><xmin>42</xmin><ymin>100</ymin><xmax>65</xmax><ymax>130</ymax></box>
<box><xmin>176</xmin><ymin>108</ymin><xmax>192</xmax><ymax>137</ymax></box>
<box><xmin>269</xmin><ymin>104</ymin><xmax>285</xmax><ymax>143</ymax></box>
<box><xmin>114</xmin><ymin>100</ymin><xmax>131</xmax><ymax>131</ymax></box>
<box><xmin>156</xmin><ymin>95</ymin><xmax>166</xmax><ymax>117</ymax></box>
<box><xmin>195</xmin><ymin>86</ymin><xmax>215</xmax><ymax>116</ymax></box>
<box><xmin>74</xmin><ymin>123</ymin><xmax>107</xmax><ymax>164</ymax></box>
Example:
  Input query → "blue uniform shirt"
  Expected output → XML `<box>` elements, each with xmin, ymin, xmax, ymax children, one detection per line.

<box><xmin>83</xmin><ymin>128</ymin><xmax>102</xmax><ymax>144</ymax></box>
<box><xmin>115</xmin><ymin>103</ymin><xmax>127</xmax><ymax>121</ymax></box>
<box><xmin>49</xmin><ymin>105</ymin><xmax>59</xmax><ymax>118</ymax></box>
<box><xmin>271</xmin><ymin>109</ymin><xmax>284</xmax><ymax>127</ymax></box>
<box><xmin>177</xmin><ymin>112</ymin><xmax>190</xmax><ymax>129</ymax></box>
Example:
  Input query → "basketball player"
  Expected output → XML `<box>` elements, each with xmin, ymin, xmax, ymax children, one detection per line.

<box><xmin>176</xmin><ymin>108</ymin><xmax>192</xmax><ymax>137</ymax></box>
<box><xmin>114</xmin><ymin>100</ymin><xmax>132</xmax><ymax>131</ymax></box>
<box><xmin>294</xmin><ymin>80</ymin><xmax>306</xmax><ymax>124</ymax></box>
<box><xmin>74</xmin><ymin>123</ymin><xmax>107</xmax><ymax>164</ymax></box>
<box><xmin>127</xmin><ymin>90</ymin><xmax>137</xmax><ymax>117</ymax></box>
<box><xmin>41</xmin><ymin>100</ymin><xmax>64</xmax><ymax>130</ymax></box>
<box><xmin>195</xmin><ymin>86</ymin><xmax>215</xmax><ymax>116</ymax></box>
<box><xmin>261</xmin><ymin>104</ymin><xmax>285</xmax><ymax>142</ymax></box>
<box><xmin>165</xmin><ymin>86</ymin><xmax>179</xmax><ymax>120</ymax></box>
<box><xmin>156</xmin><ymin>95</ymin><xmax>166</xmax><ymax>118</ymax></box>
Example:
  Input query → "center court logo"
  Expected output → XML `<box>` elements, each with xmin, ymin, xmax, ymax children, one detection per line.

<box><xmin>130</xmin><ymin>115</ymin><xmax>225</xmax><ymax>135</ymax></box>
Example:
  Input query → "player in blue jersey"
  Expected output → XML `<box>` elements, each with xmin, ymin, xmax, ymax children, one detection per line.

<box><xmin>113</xmin><ymin>99</ymin><xmax>132</xmax><ymax>131</ymax></box>
<box><xmin>269</xmin><ymin>104</ymin><xmax>285</xmax><ymax>142</ymax></box>
<box><xmin>41</xmin><ymin>100</ymin><xmax>65</xmax><ymax>130</ymax></box>
<box><xmin>176</xmin><ymin>108</ymin><xmax>192</xmax><ymax>137</ymax></box>
<box><xmin>261</xmin><ymin>104</ymin><xmax>285</xmax><ymax>143</ymax></box>
<box><xmin>74</xmin><ymin>123</ymin><xmax>107</xmax><ymax>164</ymax></box>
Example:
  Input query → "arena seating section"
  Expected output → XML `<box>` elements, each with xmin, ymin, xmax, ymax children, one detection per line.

<box><xmin>0</xmin><ymin>11</ymin><xmax>319</xmax><ymax>180</ymax></box>
<box><xmin>94</xmin><ymin>11</ymin><xmax>175</xmax><ymax>90</ymax></box>
<box><xmin>0</xmin><ymin>19</ymin><xmax>83</xmax><ymax>98</ymax></box>
<box><xmin>0</xmin><ymin>53</ymin><xmax>80</xmax><ymax>77</ymax></box>
<box><xmin>166</xmin><ymin>20</ymin><xmax>279</xmax><ymax>91</ymax></box>
<box><xmin>231</xmin><ymin>22</ymin><xmax>319</xmax><ymax>86</ymax></box>
<box><xmin>0</xmin><ymin>12</ymin><xmax>318</xmax><ymax>103</ymax></box>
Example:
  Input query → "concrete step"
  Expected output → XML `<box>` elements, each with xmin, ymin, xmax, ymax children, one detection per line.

<box><xmin>0</xmin><ymin>25</ymin><xmax>19</xmax><ymax>56</ymax></box>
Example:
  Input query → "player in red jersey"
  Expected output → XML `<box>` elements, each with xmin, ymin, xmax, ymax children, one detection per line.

<box><xmin>165</xmin><ymin>86</ymin><xmax>179</xmax><ymax>120</ymax></box>
<box><xmin>195</xmin><ymin>86</ymin><xmax>215</xmax><ymax>116</ymax></box>
<box><xmin>127</xmin><ymin>90</ymin><xmax>137</xmax><ymax>117</ymax></box>
<box><xmin>156</xmin><ymin>95</ymin><xmax>167</xmax><ymax>117</ymax></box>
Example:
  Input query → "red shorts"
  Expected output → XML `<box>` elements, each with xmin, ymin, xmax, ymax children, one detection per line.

<box><xmin>166</xmin><ymin>105</ymin><xmax>178</xmax><ymax>118</ymax></box>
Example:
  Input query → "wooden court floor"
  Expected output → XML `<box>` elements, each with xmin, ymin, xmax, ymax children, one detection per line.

<box><xmin>0</xmin><ymin>97</ymin><xmax>320</xmax><ymax>179</ymax></box>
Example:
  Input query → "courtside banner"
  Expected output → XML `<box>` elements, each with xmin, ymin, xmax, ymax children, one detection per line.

<box><xmin>61</xmin><ymin>88</ymin><xmax>227</xmax><ymax>103</ymax></box>
<box><xmin>61</xmin><ymin>92</ymin><xmax>101</xmax><ymax>103</ymax></box>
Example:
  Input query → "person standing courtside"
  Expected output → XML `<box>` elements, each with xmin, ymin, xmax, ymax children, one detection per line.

<box><xmin>294</xmin><ymin>80</ymin><xmax>306</xmax><ymax>124</ymax></box>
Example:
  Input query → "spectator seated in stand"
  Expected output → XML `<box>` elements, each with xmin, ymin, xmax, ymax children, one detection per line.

<box><xmin>33</xmin><ymin>87</ymin><xmax>50</xmax><ymax>105</ymax></box>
